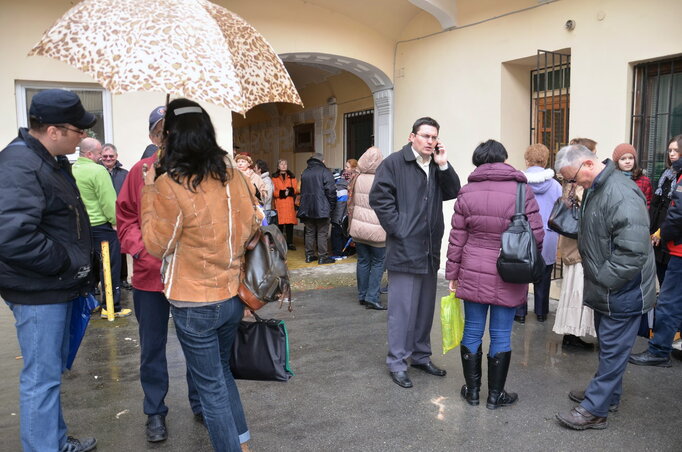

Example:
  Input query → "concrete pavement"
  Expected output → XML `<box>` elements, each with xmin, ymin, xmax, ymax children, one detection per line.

<box><xmin>0</xmin><ymin>263</ymin><xmax>679</xmax><ymax>451</ymax></box>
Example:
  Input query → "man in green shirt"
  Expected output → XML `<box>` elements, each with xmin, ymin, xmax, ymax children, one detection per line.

<box><xmin>72</xmin><ymin>137</ymin><xmax>131</xmax><ymax>318</ymax></box>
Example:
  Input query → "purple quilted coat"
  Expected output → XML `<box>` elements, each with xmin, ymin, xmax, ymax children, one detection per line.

<box><xmin>445</xmin><ymin>162</ymin><xmax>544</xmax><ymax>308</ymax></box>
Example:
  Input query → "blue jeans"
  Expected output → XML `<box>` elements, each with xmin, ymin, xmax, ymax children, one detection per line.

<box><xmin>461</xmin><ymin>301</ymin><xmax>516</xmax><ymax>356</ymax></box>
<box><xmin>133</xmin><ymin>289</ymin><xmax>200</xmax><ymax>416</ymax></box>
<box><xmin>355</xmin><ymin>243</ymin><xmax>386</xmax><ymax>303</ymax></box>
<box><xmin>649</xmin><ymin>255</ymin><xmax>682</xmax><ymax>356</ymax></box>
<box><xmin>171</xmin><ymin>297</ymin><xmax>249</xmax><ymax>452</ymax></box>
<box><xmin>6</xmin><ymin>301</ymin><xmax>73</xmax><ymax>451</ymax></box>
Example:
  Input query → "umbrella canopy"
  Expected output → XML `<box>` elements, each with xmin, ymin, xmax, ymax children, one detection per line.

<box><xmin>29</xmin><ymin>0</ymin><xmax>302</xmax><ymax>114</ymax></box>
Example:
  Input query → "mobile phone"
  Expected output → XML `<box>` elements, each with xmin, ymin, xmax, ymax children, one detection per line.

<box><xmin>434</xmin><ymin>144</ymin><xmax>441</xmax><ymax>154</ymax></box>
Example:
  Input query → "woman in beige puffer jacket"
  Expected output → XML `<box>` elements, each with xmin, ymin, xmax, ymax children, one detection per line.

<box><xmin>348</xmin><ymin>146</ymin><xmax>387</xmax><ymax>310</ymax></box>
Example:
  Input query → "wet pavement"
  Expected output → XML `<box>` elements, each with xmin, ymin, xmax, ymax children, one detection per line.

<box><xmin>0</xmin><ymin>263</ymin><xmax>680</xmax><ymax>451</ymax></box>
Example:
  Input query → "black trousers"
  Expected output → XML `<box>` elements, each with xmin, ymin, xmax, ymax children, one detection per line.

<box><xmin>515</xmin><ymin>264</ymin><xmax>553</xmax><ymax>317</ymax></box>
<box><xmin>278</xmin><ymin>223</ymin><xmax>294</xmax><ymax>245</ymax></box>
<box><xmin>91</xmin><ymin>223</ymin><xmax>122</xmax><ymax>311</ymax></box>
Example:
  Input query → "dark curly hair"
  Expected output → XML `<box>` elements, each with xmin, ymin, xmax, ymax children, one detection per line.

<box><xmin>158</xmin><ymin>98</ymin><xmax>231</xmax><ymax>191</ymax></box>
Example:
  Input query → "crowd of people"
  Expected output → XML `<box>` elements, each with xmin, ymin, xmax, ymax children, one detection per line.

<box><xmin>1</xmin><ymin>90</ymin><xmax>680</xmax><ymax>451</ymax></box>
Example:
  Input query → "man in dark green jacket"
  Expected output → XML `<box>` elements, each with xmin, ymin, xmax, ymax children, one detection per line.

<box><xmin>554</xmin><ymin>144</ymin><xmax>655</xmax><ymax>431</ymax></box>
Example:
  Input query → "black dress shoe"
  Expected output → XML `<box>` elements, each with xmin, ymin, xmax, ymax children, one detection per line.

<box><xmin>62</xmin><ymin>436</ymin><xmax>97</xmax><ymax>452</ymax></box>
<box><xmin>304</xmin><ymin>255</ymin><xmax>318</xmax><ymax>263</ymax></box>
<box><xmin>358</xmin><ymin>299</ymin><xmax>366</xmax><ymax>305</ymax></box>
<box><xmin>146</xmin><ymin>414</ymin><xmax>168</xmax><ymax>442</ymax></box>
<box><xmin>318</xmin><ymin>256</ymin><xmax>335</xmax><ymax>264</ymax></box>
<box><xmin>568</xmin><ymin>390</ymin><xmax>619</xmax><ymax>412</ymax></box>
<box><xmin>563</xmin><ymin>334</ymin><xmax>595</xmax><ymax>350</ymax></box>
<box><xmin>556</xmin><ymin>406</ymin><xmax>608</xmax><ymax>430</ymax></box>
<box><xmin>364</xmin><ymin>300</ymin><xmax>387</xmax><ymax>310</ymax></box>
<box><xmin>536</xmin><ymin>314</ymin><xmax>547</xmax><ymax>322</ymax></box>
<box><xmin>411</xmin><ymin>361</ymin><xmax>447</xmax><ymax>376</ymax></box>
<box><xmin>390</xmin><ymin>371</ymin><xmax>413</xmax><ymax>388</ymax></box>
<box><xmin>287</xmin><ymin>244</ymin><xmax>297</xmax><ymax>251</ymax></box>
<box><xmin>194</xmin><ymin>412</ymin><xmax>206</xmax><ymax>427</ymax></box>
<box><xmin>628</xmin><ymin>350</ymin><xmax>672</xmax><ymax>367</ymax></box>
<box><xmin>514</xmin><ymin>315</ymin><xmax>525</xmax><ymax>324</ymax></box>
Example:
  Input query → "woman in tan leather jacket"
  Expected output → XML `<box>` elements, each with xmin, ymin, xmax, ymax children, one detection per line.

<box><xmin>141</xmin><ymin>98</ymin><xmax>260</xmax><ymax>452</ymax></box>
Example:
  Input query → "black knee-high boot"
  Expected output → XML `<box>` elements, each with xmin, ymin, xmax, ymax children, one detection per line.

<box><xmin>486</xmin><ymin>350</ymin><xmax>518</xmax><ymax>410</ymax></box>
<box><xmin>460</xmin><ymin>345</ymin><xmax>482</xmax><ymax>406</ymax></box>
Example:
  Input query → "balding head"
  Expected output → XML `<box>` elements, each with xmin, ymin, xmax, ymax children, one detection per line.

<box><xmin>79</xmin><ymin>137</ymin><xmax>103</xmax><ymax>163</ymax></box>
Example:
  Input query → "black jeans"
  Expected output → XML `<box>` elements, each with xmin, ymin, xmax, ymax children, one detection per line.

<box><xmin>278</xmin><ymin>224</ymin><xmax>294</xmax><ymax>246</ymax></box>
<box><xmin>91</xmin><ymin>223</ymin><xmax>122</xmax><ymax>311</ymax></box>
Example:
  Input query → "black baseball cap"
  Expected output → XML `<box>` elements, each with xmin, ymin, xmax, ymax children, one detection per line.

<box><xmin>29</xmin><ymin>89</ymin><xmax>97</xmax><ymax>129</ymax></box>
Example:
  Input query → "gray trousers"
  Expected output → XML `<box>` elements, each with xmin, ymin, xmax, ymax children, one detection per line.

<box><xmin>581</xmin><ymin>312</ymin><xmax>640</xmax><ymax>417</ymax></box>
<box><xmin>386</xmin><ymin>270</ymin><xmax>437</xmax><ymax>372</ymax></box>
<box><xmin>303</xmin><ymin>218</ymin><xmax>330</xmax><ymax>258</ymax></box>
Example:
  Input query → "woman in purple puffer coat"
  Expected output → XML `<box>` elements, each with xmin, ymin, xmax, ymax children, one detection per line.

<box><xmin>445</xmin><ymin>140</ymin><xmax>544</xmax><ymax>410</ymax></box>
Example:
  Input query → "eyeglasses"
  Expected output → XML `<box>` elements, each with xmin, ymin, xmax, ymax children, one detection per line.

<box><xmin>566</xmin><ymin>161</ymin><xmax>586</xmax><ymax>184</ymax></box>
<box><xmin>56</xmin><ymin>125</ymin><xmax>85</xmax><ymax>135</ymax></box>
<box><xmin>415</xmin><ymin>132</ymin><xmax>438</xmax><ymax>142</ymax></box>
<box><xmin>102</xmin><ymin>155</ymin><xmax>116</xmax><ymax>160</ymax></box>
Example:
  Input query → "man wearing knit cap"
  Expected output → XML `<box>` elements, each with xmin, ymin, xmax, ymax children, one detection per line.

<box><xmin>0</xmin><ymin>89</ymin><xmax>97</xmax><ymax>451</ymax></box>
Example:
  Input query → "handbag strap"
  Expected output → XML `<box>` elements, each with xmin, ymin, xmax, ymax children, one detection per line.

<box><xmin>515</xmin><ymin>182</ymin><xmax>526</xmax><ymax>215</ymax></box>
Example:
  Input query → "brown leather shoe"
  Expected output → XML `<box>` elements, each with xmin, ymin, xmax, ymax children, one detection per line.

<box><xmin>568</xmin><ymin>390</ymin><xmax>619</xmax><ymax>413</ymax></box>
<box><xmin>556</xmin><ymin>406</ymin><xmax>607</xmax><ymax>430</ymax></box>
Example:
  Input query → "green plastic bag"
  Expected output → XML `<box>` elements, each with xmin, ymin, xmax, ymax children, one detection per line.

<box><xmin>441</xmin><ymin>293</ymin><xmax>464</xmax><ymax>354</ymax></box>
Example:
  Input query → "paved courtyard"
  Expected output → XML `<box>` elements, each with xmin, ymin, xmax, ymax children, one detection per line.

<box><xmin>0</xmin><ymin>262</ymin><xmax>679</xmax><ymax>451</ymax></box>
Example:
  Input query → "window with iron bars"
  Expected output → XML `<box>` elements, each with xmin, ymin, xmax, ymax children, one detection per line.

<box><xmin>631</xmin><ymin>56</ymin><xmax>682</xmax><ymax>185</ymax></box>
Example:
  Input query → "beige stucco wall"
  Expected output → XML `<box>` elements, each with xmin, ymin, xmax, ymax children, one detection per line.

<box><xmin>395</xmin><ymin>0</ymin><xmax>682</xmax><ymax>170</ymax></box>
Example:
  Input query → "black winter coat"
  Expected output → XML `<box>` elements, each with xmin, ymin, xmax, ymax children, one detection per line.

<box><xmin>108</xmin><ymin>161</ymin><xmax>129</xmax><ymax>195</ymax></box>
<box><xmin>579</xmin><ymin>160</ymin><xmax>656</xmax><ymax>318</ymax></box>
<box><xmin>297</xmin><ymin>158</ymin><xmax>336</xmax><ymax>220</ymax></box>
<box><xmin>370</xmin><ymin>143</ymin><xmax>460</xmax><ymax>274</ymax></box>
<box><xmin>0</xmin><ymin>129</ymin><xmax>93</xmax><ymax>304</ymax></box>
<box><xmin>660</xmin><ymin>160</ymin><xmax>682</xmax><ymax>253</ymax></box>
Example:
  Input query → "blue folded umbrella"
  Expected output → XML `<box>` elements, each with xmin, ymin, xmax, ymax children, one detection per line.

<box><xmin>67</xmin><ymin>294</ymin><xmax>99</xmax><ymax>370</ymax></box>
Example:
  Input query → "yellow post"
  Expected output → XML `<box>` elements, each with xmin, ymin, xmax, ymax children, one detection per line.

<box><xmin>101</xmin><ymin>241</ymin><xmax>115</xmax><ymax>322</ymax></box>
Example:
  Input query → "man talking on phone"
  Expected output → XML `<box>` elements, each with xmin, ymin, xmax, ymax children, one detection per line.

<box><xmin>370</xmin><ymin>117</ymin><xmax>460</xmax><ymax>388</ymax></box>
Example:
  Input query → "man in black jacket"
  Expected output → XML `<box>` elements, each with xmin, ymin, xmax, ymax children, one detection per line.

<box><xmin>370</xmin><ymin>117</ymin><xmax>460</xmax><ymax>388</ymax></box>
<box><xmin>0</xmin><ymin>90</ymin><xmax>97</xmax><ymax>451</ymax></box>
<box><xmin>630</xmin><ymin>154</ymin><xmax>682</xmax><ymax>367</ymax></box>
<box><xmin>298</xmin><ymin>152</ymin><xmax>337</xmax><ymax>264</ymax></box>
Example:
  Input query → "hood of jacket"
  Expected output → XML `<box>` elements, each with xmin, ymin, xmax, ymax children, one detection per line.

<box><xmin>524</xmin><ymin>166</ymin><xmax>556</xmax><ymax>195</ymax></box>
<box><xmin>467</xmin><ymin>162</ymin><xmax>528</xmax><ymax>184</ymax></box>
<box><xmin>357</xmin><ymin>147</ymin><xmax>383</xmax><ymax>174</ymax></box>
<box><xmin>306</xmin><ymin>157</ymin><xmax>327</xmax><ymax>169</ymax></box>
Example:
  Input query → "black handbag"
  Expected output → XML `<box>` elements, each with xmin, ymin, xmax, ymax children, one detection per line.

<box><xmin>230</xmin><ymin>312</ymin><xmax>294</xmax><ymax>382</ymax></box>
<box><xmin>497</xmin><ymin>182</ymin><xmax>545</xmax><ymax>284</ymax></box>
<box><xmin>548</xmin><ymin>185</ymin><xmax>580</xmax><ymax>239</ymax></box>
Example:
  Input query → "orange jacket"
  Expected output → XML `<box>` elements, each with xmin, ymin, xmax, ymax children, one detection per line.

<box><xmin>141</xmin><ymin>169</ymin><xmax>260</xmax><ymax>303</ymax></box>
<box><xmin>272</xmin><ymin>171</ymin><xmax>298</xmax><ymax>225</ymax></box>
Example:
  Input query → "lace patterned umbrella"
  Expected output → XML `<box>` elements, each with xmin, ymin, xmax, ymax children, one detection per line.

<box><xmin>29</xmin><ymin>0</ymin><xmax>302</xmax><ymax>114</ymax></box>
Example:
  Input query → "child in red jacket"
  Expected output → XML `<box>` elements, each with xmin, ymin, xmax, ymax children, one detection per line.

<box><xmin>613</xmin><ymin>143</ymin><xmax>652</xmax><ymax>207</ymax></box>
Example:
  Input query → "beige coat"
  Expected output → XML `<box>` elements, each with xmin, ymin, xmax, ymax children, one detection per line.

<box><xmin>141</xmin><ymin>169</ymin><xmax>260</xmax><ymax>303</ymax></box>
<box><xmin>348</xmin><ymin>147</ymin><xmax>386</xmax><ymax>247</ymax></box>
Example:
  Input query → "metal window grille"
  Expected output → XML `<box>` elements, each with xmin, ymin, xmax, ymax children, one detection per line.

<box><xmin>531</xmin><ymin>50</ymin><xmax>571</xmax><ymax>280</ymax></box>
<box><xmin>631</xmin><ymin>57</ymin><xmax>682</xmax><ymax>184</ymax></box>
